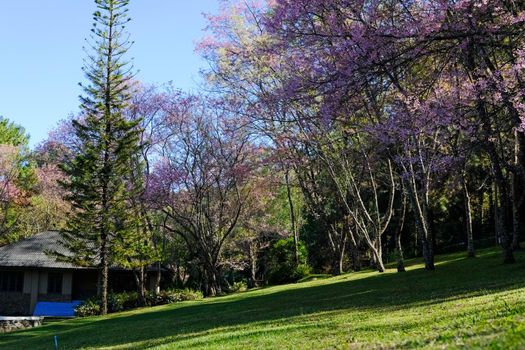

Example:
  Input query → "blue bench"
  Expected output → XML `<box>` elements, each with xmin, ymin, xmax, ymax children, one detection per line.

<box><xmin>33</xmin><ymin>301</ymin><xmax>82</xmax><ymax>317</ymax></box>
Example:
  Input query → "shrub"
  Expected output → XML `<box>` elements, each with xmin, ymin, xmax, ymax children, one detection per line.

<box><xmin>294</xmin><ymin>264</ymin><xmax>311</xmax><ymax>280</ymax></box>
<box><xmin>230</xmin><ymin>281</ymin><xmax>248</xmax><ymax>293</ymax></box>
<box><xmin>108</xmin><ymin>292</ymin><xmax>139</xmax><ymax>312</ymax></box>
<box><xmin>146</xmin><ymin>288</ymin><xmax>204</xmax><ymax>306</ymax></box>
<box><xmin>175</xmin><ymin>288</ymin><xmax>204</xmax><ymax>301</ymax></box>
<box><xmin>267</xmin><ymin>237</ymin><xmax>310</xmax><ymax>285</ymax></box>
<box><xmin>75</xmin><ymin>289</ymin><xmax>203</xmax><ymax>317</ymax></box>
<box><xmin>75</xmin><ymin>299</ymin><xmax>101</xmax><ymax>317</ymax></box>
<box><xmin>75</xmin><ymin>292</ymin><xmax>140</xmax><ymax>316</ymax></box>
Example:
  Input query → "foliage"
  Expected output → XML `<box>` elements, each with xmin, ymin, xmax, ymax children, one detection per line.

<box><xmin>145</xmin><ymin>289</ymin><xmax>204</xmax><ymax>306</ymax></box>
<box><xmin>74</xmin><ymin>299</ymin><xmax>101</xmax><ymax>317</ymax></box>
<box><xmin>267</xmin><ymin>237</ymin><xmax>310</xmax><ymax>285</ymax></box>
<box><xmin>229</xmin><ymin>281</ymin><xmax>248</xmax><ymax>293</ymax></box>
<box><xmin>57</xmin><ymin>0</ymin><xmax>142</xmax><ymax>315</ymax></box>
<box><xmin>75</xmin><ymin>289</ymin><xmax>203</xmax><ymax>317</ymax></box>
<box><xmin>146</xmin><ymin>95</ymin><xmax>261</xmax><ymax>296</ymax></box>
<box><xmin>0</xmin><ymin>117</ymin><xmax>35</xmax><ymax>243</ymax></box>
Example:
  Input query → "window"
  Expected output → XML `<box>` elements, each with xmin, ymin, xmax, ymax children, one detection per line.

<box><xmin>0</xmin><ymin>271</ymin><xmax>24</xmax><ymax>292</ymax></box>
<box><xmin>47</xmin><ymin>273</ymin><xmax>63</xmax><ymax>294</ymax></box>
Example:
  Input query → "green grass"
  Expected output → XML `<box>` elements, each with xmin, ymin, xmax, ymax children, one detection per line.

<box><xmin>1</xmin><ymin>247</ymin><xmax>525</xmax><ymax>349</ymax></box>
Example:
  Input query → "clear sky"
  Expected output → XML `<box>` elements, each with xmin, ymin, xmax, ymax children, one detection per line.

<box><xmin>0</xmin><ymin>1</ymin><xmax>219</xmax><ymax>146</ymax></box>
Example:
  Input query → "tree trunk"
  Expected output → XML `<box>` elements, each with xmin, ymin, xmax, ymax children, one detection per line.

<box><xmin>155</xmin><ymin>262</ymin><xmax>162</xmax><ymax>294</ymax></box>
<box><xmin>328</xmin><ymin>224</ymin><xmax>348</xmax><ymax>275</ymax></box>
<box><xmin>348</xmin><ymin>234</ymin><xmax>361</xmax><ymax>272</ymax></box>
<box><xmin>477</xmin><ymin>99</ymin><xmax>515</xmax><ymax>263</ymax></box>
<box><xmin>133</xmin><ymin>267</ymin><xmax>146</xmax><ymax>306</ymax></box>
<box><xmin>494</xmin><ymin>183</ymin><xmax>515</xmax><ymax>264</ymax></box>
<box><xmin>405</xmin><ymin>181</ymin><xmax>434</xmax><ymax>270</ymax></box>
<box><xmin>512</xmin><ymin>186</ymin><xmax>521</xmax><ymax>250</ymax></box>
<box><xmin>100</xmin><ymin>241</ymin><xmax>109</xmax><ymax>315</ymax></box>
<box><xmin>248</xmin><ymin>243</ymin><xmax>258</xmax><ymax>288</ymax></box>
<box><xmin>395</xmin><ymin>194</ymin><xmax>407</xmax><ymax>272</ymax></box>
<box><xmin>285</xmin><ymin>169</ymin><xmax>299</xmax><ymax>266</ymax></box>
<box><xmin>489</xmin><ymin>158</ymin><xmax>515</xmax><ymax>263</ymax></box>
<box><xmin>463</xmin><ymin>171</ymin><xmax>475</xmax><ymax>258</ymax></box>
<box><xmin>512</xmin><ymin>129</ymin><xmax>522</xmax><ymax>250</ymax></box>
<box><xmin>421</xmin><ymin>235</ymin><xmax>435</xmax><ymax>271</ymax></box>
<box><xmin>369</xmin><ymin>241</ymin><xmax>386</xmax><ymax>272</ymax></box>
<box><xmin>351</xmin><ymin>248</ymin><xmax>361</xmax><ymax>272</ymax></box>
<box><xmin>395</xmin><ymin>231</ymin><xmax>405</xmax><ymax>272</ymax></box>
<box><xmin>414</xmin><ymin>210</ymin><xmax>434</xmax><ymax>270</ymax></box>
<box><xmin>331</xmin><ymin>238</ymin><xmax>347</xmax><ymax>275</ymax></box>
<box><xmin>205</xmin><ymin>263</ymin><xmax>222</xmax><ymax>297</ymax></box>
<box><xmin>477</xmin><ymin>186</ymin><xmax>485</xmax><ymax>237</ymax></box>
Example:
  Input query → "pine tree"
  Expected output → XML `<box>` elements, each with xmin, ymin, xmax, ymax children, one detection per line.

<box><xmin>59</xmin><ymin>0</ymin><xmax>141</xmax><ymax>315</ymax></box>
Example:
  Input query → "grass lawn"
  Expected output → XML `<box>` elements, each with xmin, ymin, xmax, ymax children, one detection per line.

<box><xmin>1</xmin><ymin>246</ymin><xmax>524</xmax><ymax>349</ymax></box>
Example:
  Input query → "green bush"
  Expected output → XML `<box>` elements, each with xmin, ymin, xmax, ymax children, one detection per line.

<box><xmin>108</xmin><ymin>292</ymin><xmax>139</xmax><ymax>312</ymax></box>
<box><xmin>75</xmin><ymin>299</ymin><xmax>101</xmax><ymax>317</ymax></box>
<box><xmin>75</xmin><ymin>289</ymin><xmax>203</xmax><ymax>317</ymax></box>
<box><xmin>176</xmin><ymin>288</ymin><xmax>204</xmax><ymax>301</ymax></box>
<box><xmin>230</xmin><ymin>281</ymin><xmax>248</xmax><ymax>293</ymax></box>
<box><xmin>294</xmin><ymin>264</ymin><xmax>311</xmax><ymax>280</ymax></box>
<box><xmin>267</xmin><ymin>237</ymin><xmax>311</xmax><ymax>285</ymax></box>
<box><xmin>146</xmin><ymin>289</ymin><xmax>204</xmax><ymax>306</ymax></box>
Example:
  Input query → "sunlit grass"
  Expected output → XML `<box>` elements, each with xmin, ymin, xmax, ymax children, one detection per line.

<box><xmin>1</xmin><ymin>246</ymin><xmax>524</xmax><ymax>349</ymax></box>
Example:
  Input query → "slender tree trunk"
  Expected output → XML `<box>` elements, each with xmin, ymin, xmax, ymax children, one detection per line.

<box><xmin>489</xmin><ymin>181</ymin><xmax>495</xmax><ymax>243</ymax></box>
<box><xmin>494</xmin><ymin>183</ymin><xmax>515</xmax><ymax>264</ymax></box>
<box><xmin>328</xmin><ymin>225</ymin><xmax>347</xmax><ymax>275</ymax></box>
<box><xmin>248</xmin><ymin>243</ymin><xmax>257</xmax><ymax>288</ymax></box>
<box><xmin>155</xmin><ymin>262</ymin><xmax>161</xmax><ymax>294</ymax></box>
<box><xmin>395</xmin><ymin>231</ymin><xmax>405</xmax><ymax>272</ymax></box>
<box><xmin>369</xmin><ymin>240</ymin><xmax>386</xmax><ymax>272</ymax></box>
<box><xmin>512</xmin><ymin>185</ymin><xmax>521</xmax><ymax>250</ymax></box>
<box><xmin>376</xmin><ymin>237</ymin><xmax>383</xmax><ymax>270</ymax></box>
<box><xmin>100</xmin><ymin>239</ymin><xmax>109</xmax><ymax>315</ymax></box>
<box><xmin>285</xmin><ymin>169</ymin><xmax>299</xmax><ymax>266</ymax></box>
<box><xmin>405</xmin><ymin>180</ymin><xmax>435</xmax><ymax>270</ymax></box>
<box><xmin>420</xmin><ymin>229</ymin><xmax>435</xmax><ymax>270</ymax></box>
<box><xmin>489</xmin><ymin>157</ymin><xmax>515</xmax><ymax>263</ymax></box>
<box><xmin>133</xmin><ymin>267</ymin><xmax>146</xmax><ymax>306</ymax></box>
<box><xmin>395</xmin><ymin>194</ymin><xmax>407</xmax><ymax>272</ymax></box>
<box><xmin>369</xmin><ymin>238</ymin><xmax>378</xmax><ymax>269</ymax></box>
<box><xmin>332</xmin><ymin>235</ymin><xmax>347</xmax><ymax>276</ymax></box>
<box><xmin>463</xmin><ymin>171</ymin><xmax>475</xmax><ymax>258</ymax></box>
<box><xmin>351</xmin><ymin>249</ymin><xmax>361</xmax><ymax>271</ymax></box>
<box><xmin>477</xmin><ymin>186</ymin><xmax>485</xmax><ymax>237</ymax></box>
<box><xmin>512</xmin><ymin>129</ymin><xmax>521</xmax><ymax>250</ymax></box>
<box><xmin>348</xmin><ymin>234</ymin><xmax>361</xmax><ymax>272</ymax></box>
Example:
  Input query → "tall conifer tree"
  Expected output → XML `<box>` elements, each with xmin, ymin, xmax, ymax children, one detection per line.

<box><xmin>59</xmin><ymin>0</ymin><xmax>140</xmax><ymax>315</ymax></box>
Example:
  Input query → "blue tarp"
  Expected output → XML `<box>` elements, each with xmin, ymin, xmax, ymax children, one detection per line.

<box><xmin>33</xmin><ymin>301</ymin><xmax>82</xmax><ymax>317</ymax></box>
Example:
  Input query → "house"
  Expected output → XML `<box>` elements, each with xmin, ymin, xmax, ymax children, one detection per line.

<box><xmin>0</xmin><ymin>231</ymin><xmax>159</xmax><ymax>316</ymax></box>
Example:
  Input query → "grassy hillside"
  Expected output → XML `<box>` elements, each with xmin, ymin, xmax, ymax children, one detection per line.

<box><xmin>1</xmin><ymin>247</ymin><xmax>524</xmax><ymax>349</ymax></box>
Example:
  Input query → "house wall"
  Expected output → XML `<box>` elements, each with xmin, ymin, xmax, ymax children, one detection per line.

<box><xmin>0</xmin><ymin>269</ymin><xmax>74</xmax><ymax>315</ymax></box>
<box><xmin>37</xmin><ymin>270</ymin><xmax>72</xmax><ymax>303</ymax></box>
<box><xmin>0</xmin><ymin>292</ymin><xmax>31</xmax><ymax>316</ymax></box>
<box><xmin>0</xmin><ymin>269</ymin><xmax>31</xmax><ymax>315</ymax></box>
<box><xmin>24</xmin><ymin>270</ymin><xmax>40</xmax><ymax>314</ymax></box>
<box><xmin>1</xmin><ymin>267</ymin><xmax>158</xmax><ymax>315</ymax></box>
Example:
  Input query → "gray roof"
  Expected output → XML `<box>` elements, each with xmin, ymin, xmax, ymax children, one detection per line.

<box><xmin>0</xmin><ymin>231</ymin><xmax>84</xmax><ymax>269</ymax></box>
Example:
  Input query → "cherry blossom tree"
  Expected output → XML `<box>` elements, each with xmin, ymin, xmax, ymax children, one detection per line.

<box><xmin>146</xmin><ymin>95</ymin><xmax>259</xmax><ymax>296</ymax></box>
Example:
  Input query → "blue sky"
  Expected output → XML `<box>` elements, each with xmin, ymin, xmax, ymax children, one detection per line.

<box><xmin>0</xmin><ymin>1</ymin><xmax>219</xmax><ymax>146</ymax></box>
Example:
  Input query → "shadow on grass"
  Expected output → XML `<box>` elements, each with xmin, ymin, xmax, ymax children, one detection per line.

<box><xmin>1</xmin><ymin>247</ymin><xmax>524</xmax><ymax>350</ymax></box>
